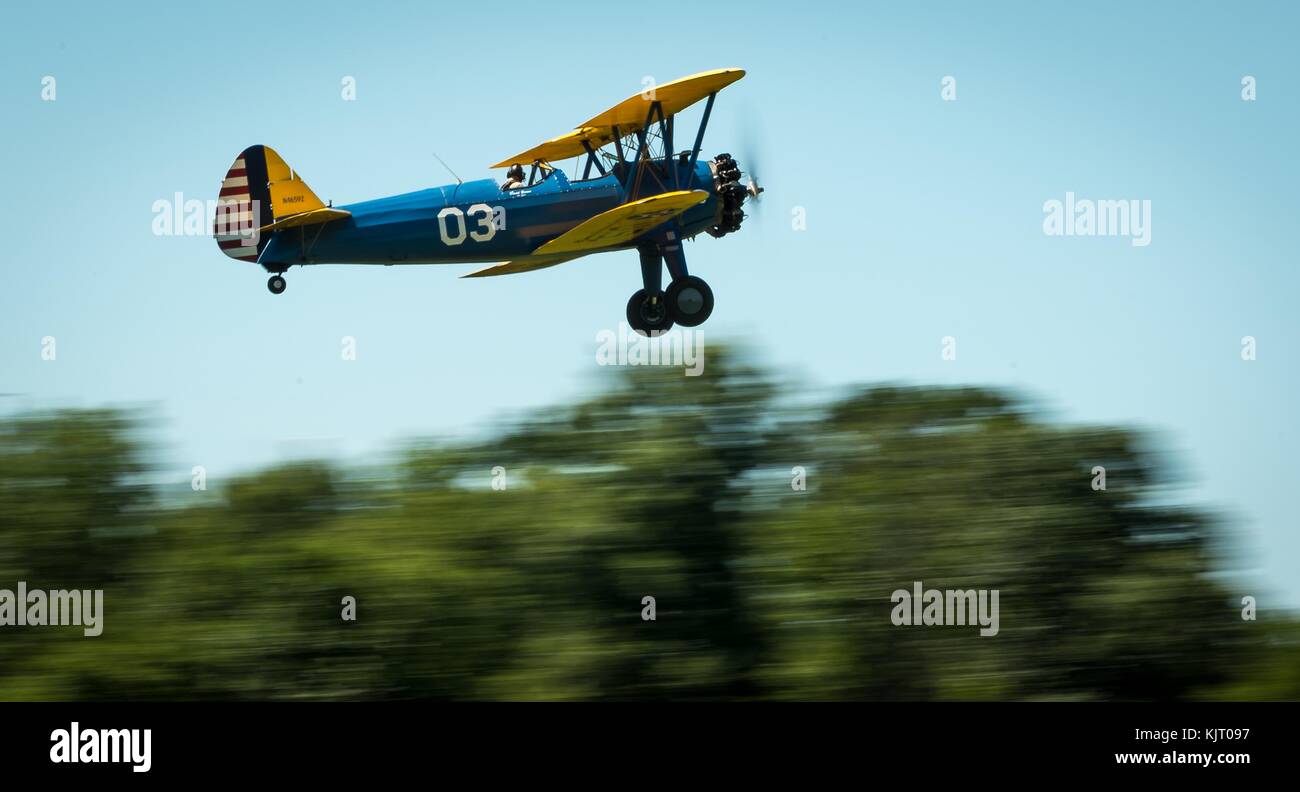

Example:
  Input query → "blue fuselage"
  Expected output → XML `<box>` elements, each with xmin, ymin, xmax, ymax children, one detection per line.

<box><xmin>261</xmin><ymin>160</ymin><xmax>719</xmax><ymax>267</ymax></box>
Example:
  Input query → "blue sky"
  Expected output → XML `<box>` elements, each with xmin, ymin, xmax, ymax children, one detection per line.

<box><xmin>2</xmin><ymin>1</ymin><xmax>1297</xmax><ymax>605</ymax></box>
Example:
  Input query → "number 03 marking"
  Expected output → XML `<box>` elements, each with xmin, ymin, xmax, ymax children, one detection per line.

<box><xmin>438</xmin><ymin>204</ymin><xmax>502</xmax><ymax>246</ymax></box>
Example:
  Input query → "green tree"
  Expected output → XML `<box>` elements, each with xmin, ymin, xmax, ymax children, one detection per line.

<box><xmin>0</xmin><ymin>346</ymin><xmax>1289</xmax><ymax>701</ymax></box>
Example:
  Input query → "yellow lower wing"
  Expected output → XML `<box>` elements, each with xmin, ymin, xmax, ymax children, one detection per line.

<box><xmin>534</xmin><ymin>190</ymin><xmax>709</xmax><ymax>256</ymax></box>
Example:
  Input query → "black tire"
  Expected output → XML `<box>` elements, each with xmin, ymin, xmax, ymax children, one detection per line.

<box><xmin>665</xmin><ymin>276</ymin><xmax>714</xmax><ymax>327</ymax></box>
<box><xmin>626</xmin><ymin>289</ymin><xmax>674</xmax><ymax>336</ymax></box>
<box><xmin>267</xmin><ymin>275</ymin><xmax>287</xmax><ymax>295</ymax></box>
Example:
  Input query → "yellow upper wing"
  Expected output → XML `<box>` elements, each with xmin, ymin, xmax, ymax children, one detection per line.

<box><xmin>491</xmin><ymin>68</ymin><xmax>745</xmax><ymax>168</ymax></box>
<box><xmin>534</xmin><ymin>190</ymin><xmax>709</xmax><ymax>256</ymax></box>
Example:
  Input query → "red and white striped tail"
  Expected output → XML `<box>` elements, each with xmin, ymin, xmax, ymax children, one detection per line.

<box><xmin>213</xmin><ymin>147</ymin><xmax>270</xmax><ymax>264</ymax></box>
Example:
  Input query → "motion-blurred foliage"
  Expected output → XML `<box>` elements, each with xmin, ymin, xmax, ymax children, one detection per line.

<box><xmin>0</xmin><ymin>345</ymin><xmax>1293</xmax><ymax>700</ymax></box>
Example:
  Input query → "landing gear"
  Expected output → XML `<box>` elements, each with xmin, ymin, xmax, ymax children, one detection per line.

<box><xmin>627</xmin><ymin>289</ymin><xmax>674</xmax><ymax>336</ymax></box>
<box><xmin>267</xmin><ymin>275</ymin><xmax>287</xmax><ymax>295</ymax></box>
<box><xmin>665</xmin><ymin>275</ymin><xmax>714</xmax><ymax>327</ymax></box>
<box><xmin>627</xmin><ymin>244</ymin><xmax>673</xmax><ymax>336</ymax></box>
<box><xmin>628</xmin><ymin>239</ymin><xmax>714</xmax><ymax>333</ymax></box>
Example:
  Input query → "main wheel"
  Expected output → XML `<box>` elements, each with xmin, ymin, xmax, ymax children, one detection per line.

<box><xmin>626</xmin><ymin>289</ymin><xmax>674</xmax><ymax>336</ymax></box>
<box><xmin>665</xmin><ymin>276</ymin><xmax>714</xmax><ymax>327</ymax></box>
<box><xmin>267</xmin><ymin>275</ymin><xmax>287</xmax><ymax>295</ymax></box>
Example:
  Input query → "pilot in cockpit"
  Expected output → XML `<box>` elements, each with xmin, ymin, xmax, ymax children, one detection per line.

<box><xmin>501</xmin><ymin>163</ymin><xmax>526</xmax><ymax>191</ymax></box>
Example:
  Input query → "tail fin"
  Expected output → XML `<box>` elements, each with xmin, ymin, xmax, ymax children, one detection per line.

<box><xmin>213</xmin><ymin>145</ymin><xmax>328</xmax><ymax>264</ymax></box>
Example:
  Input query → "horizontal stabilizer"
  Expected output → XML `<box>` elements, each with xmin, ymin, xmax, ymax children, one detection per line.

<box><xmin>258</xmin><ymin>207</ymin><xmax>352</xmax><ymax>234</ymax></box>
<box><xmin>462</xmin><ymin>254</ymin><xmax>583</xmax><ymax>278</ymax></box>
<box><xmin>533</xmin><ymin>190</ymin><xmax>708</xmax><ymax>256</ymax></box>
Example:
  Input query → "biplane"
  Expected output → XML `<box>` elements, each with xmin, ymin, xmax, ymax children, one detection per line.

<box><xmin>212</xmin><ymin>68</ymin><xmax>759</xmax><ymax>333</ymax></box>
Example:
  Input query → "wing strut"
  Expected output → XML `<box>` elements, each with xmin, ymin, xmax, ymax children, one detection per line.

<box><xmin>581</xmin><ymin>140</ymin><xmax>607</xmax><ymax>177</ymax></box>
<box><xmin>685</xmin><ymin>92</ymin><xmax>716</xmax><ymax>179</ymax></box>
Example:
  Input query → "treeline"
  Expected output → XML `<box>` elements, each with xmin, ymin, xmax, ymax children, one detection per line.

<box><xmin>0</xmin><ymin>345</ymin><xmax>1295</xmax><ymax>700</ymax></box>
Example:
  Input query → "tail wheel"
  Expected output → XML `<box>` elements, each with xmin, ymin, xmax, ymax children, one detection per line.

<box><xmin>267</xmin><ymin>275</ymin><xmax>287</xmax><ymax>295</ymax></box>
<box><xmin>665</xmin><ymin>276</ymin><xmax>714</xmax><ymax>327</ymax></box>
<box><xmin>626</xmin><ymin>289</ymin><xmax>674</xmax><ymax>336</ymax></box>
